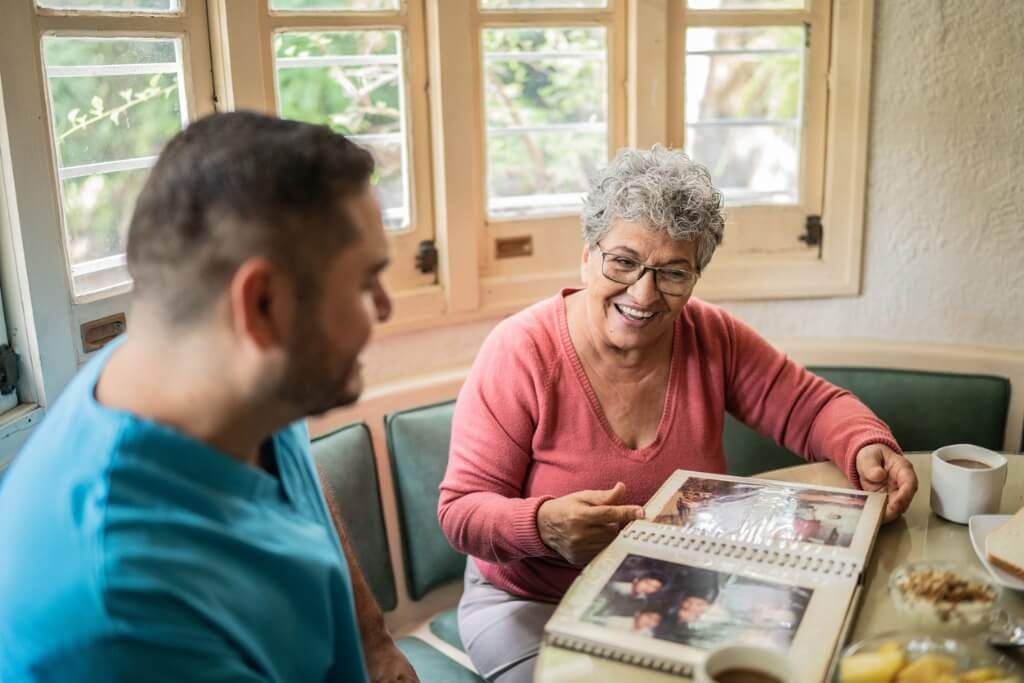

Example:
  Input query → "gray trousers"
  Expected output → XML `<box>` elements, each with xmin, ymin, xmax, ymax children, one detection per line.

<box><xmin>457</xmin><ymin>559</ymin><xmax>558</xmax><ymax>683</ymax></box>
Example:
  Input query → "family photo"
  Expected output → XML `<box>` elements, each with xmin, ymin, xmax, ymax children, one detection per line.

<box><xmin>652</xmin><ymin>476</ymin><xmax>868</xmax><ymax>548</ymax></box>
<box><xmin>581</xmin><ymin>554</ymin><xmax>812</xmax><ymax>652</ymax></box>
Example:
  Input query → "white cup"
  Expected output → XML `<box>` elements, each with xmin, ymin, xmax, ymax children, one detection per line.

<box><xmin>695</xmin><ymin>644</ymin><xmax>795</xmax><ymax>683</ymax></box>
<box><xmin>930</xmin><ymin>444</ymin><xmax>1008</xmax><ymax>524</ymax></box>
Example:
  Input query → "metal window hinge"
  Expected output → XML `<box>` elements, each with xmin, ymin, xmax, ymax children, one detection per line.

<box><xmin>415</xmin><ymin>240</ymin><xmax>438</xmax><ymax>274</ymax></box>
<box><xmin>0</xmin><ymin>344</ymin><xmax>20</xmax><ymax>395</ymax></box>
<box><xmin>800</xmin><ymin>215</ymin><xmax>823</xmax><ymax>248</ymax></box>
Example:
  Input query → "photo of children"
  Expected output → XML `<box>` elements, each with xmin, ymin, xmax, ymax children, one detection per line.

<box><xmin>581</xmin><ymin>554</ymin><xmax>812</xmax><ymax>652</ymax></box>
<box><xmin>652</xmin><ymin>477</ymin><xmax>867</xmax><ymax>548</ymax></box>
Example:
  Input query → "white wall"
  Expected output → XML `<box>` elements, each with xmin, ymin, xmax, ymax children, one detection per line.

<box><xmin>358</xmin><ymin>0</ymin><xmax>1023</xmax><ymax>389</ymax></box>
<box><xmin>724</xmin><ymin>0</ymin><xmax>1024</xmax><ymax>349</ymax></box>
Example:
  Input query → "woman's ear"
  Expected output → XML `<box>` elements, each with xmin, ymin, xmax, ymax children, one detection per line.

<box><xmin>580</xmin><ymin>243</ymin><xmax>592</xmax><ymax>286</ymax></box>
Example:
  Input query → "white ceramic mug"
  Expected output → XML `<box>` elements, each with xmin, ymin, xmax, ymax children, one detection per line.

<box><xmin>930</xmin><ymin>444</ymin><xmax>1008</xmax><ymax>524</ymax></box>
<box><xmin>695</xmin><ymin>644</ymin><xmax>795</xmax><ymax>683</ymax></box>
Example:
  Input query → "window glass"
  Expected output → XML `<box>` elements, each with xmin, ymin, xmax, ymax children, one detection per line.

<box><xmin>480</xmin><ymin>0</ymin><xmax>606</xmax><ymax>9</ymax></box>
<box><xmin>270</xmin><ymin>0</ymin><xmax>399</xmax><ymax>11</ymax></box>
<box><xmin>43</xmin><ymin>36</ymin><xmax>188</xmax><ymax>296</ymax></box>
<box><xmin>36</xmin><ymin>0</ymin><xmax>179</xmax><ymax>11</ymax></box>
<box><xmin>275</xmin><ymin>30</ymin><xmax>410</xmax><ymax>230</ymax></box>
<box><xmin>685</xmin><ymin>26</ymin><xmax>804</xmax><ymax>205</ymax></box>
<box><xmin>688</xmin><ymin>0</ymin><xmax>804</xmax><ymax>9</ymax></box>
<box><xmin>483</xmin><ymin>26</ymin><xmax>607</xmax><ymax>218</ymax></box>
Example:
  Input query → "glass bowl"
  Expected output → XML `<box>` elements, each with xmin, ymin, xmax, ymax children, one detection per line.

<box><xmin>834</xmin><ymin>632</ymin><xmax>1021</xmax><ymax>683</ymax></box>
<box><xmin>888</xmin><ymin>560</ymin><xmax>1002</xmax><ymax>636</ymax></box>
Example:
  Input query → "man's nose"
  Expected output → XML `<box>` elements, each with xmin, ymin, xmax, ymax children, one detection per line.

<box><xmin>374</xmin><ymin>285</ymin><xmax>392</xmax><ymax>323</ymax></box>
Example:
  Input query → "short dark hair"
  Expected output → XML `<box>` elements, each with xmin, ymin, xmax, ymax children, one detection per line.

<box><xmin>126</xmin><ymin>111</ymin><xmax>375</xmax><ymax>322</ymax></box>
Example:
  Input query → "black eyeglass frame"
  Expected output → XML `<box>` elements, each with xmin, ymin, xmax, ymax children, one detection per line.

<box><xmin>595</xmin><ymin>242</ymin><xmax>700</xmax><ymax>297</ymax></box>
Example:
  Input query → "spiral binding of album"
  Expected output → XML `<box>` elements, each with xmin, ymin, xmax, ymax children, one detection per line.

<box><xmin>621</xmin><ymin>525</ymin><xmax>862</xmax><ymax>580</ymax></box>
<box><xmin>543</xmin><ymin>632</ymin><xmax>696</xmax><ymax>676</ymax></box>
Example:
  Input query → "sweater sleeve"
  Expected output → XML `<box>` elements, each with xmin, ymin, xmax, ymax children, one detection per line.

<box><xmin>721</xmin><ymin>312</ymin><xmax>902</xmax><ymax>487</ymax></box>
<box><xmin>437</xmin><ymin>319</ymin><xmax>560</xmax><ymax>564</ymax></box>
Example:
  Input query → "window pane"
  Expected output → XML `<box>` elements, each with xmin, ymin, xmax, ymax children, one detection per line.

<box><xmin>480</xmin><ymin>0</ymin><xmax>607</xmax><ymax>9</ymax></box>
<box><xmin>685</xmin><ymin>27</ymin><xmax>804</xmax><ymax>205</ymax></box>
<box><xmin>43</xmin><ymin>36</ymin><xmax>188</xmax><ymax>297</ymax></box>
<box><xmin>36</xmin><ymin>0</ymin><xmax>179</xmax><ymax>11</ymax></box>
<box><xmin>270</xmin><ymin>0</ymin><xmax>399</xmax><ymax>10</ymax></box>
<box><xmin>483</xmin><ymin>27</ymin><xmax>607</xmax><ymax>218</ymax></box>
<box><xmin>274</xmin><ymin>30</ymin><xmax>411</xmax><ymax>230</ymax></box>
<box><xmin>688</xmin><ymin>0</ymin><xmax>803</xmax><ymax>9</ymax></box>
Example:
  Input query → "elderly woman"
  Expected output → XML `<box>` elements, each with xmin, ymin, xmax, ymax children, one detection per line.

<box><xmin>438</xmin><ymin>147</ymin><xmax>917</xmax><ymax>682</ymax></box>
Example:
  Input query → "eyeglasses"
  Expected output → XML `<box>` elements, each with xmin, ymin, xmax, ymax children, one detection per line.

<box><xmin>596</xmin><ymin>243</ymin><xmax>699</xmax><ymax>296</ymax></box>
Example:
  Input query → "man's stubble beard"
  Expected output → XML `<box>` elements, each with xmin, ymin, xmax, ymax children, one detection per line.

<box><xmin>278</xmin><ymin>312</ymin><xmax>363</xmax><ymax>418</ymax></box>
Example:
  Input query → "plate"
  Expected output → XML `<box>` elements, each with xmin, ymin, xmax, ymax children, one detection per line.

<box><xmin>969</xmin><ymin>514</ymin><xmax>1024</xmax><ymax>591</ymax></box>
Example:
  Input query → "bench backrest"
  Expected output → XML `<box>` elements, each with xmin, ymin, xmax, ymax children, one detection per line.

<box><xmin>385</xmin><ymin>400</ymin><xmax>465</xmax><ymax>600</ymax></box>
<box><xmin>724</xmin><ymin>367</ymin><xmax>1011</xmax><ymax>476</ymax></box>
<box><xmin>312</xmin><ymin>422</ymin><xmax>397</xmax><ymax>611</ymax></box>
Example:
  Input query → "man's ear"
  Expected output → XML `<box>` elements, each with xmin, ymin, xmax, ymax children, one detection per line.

<box><xmin>228</xmin><ymin>257</ymin><xmax>294</xmax><ymax>351</ymax></box>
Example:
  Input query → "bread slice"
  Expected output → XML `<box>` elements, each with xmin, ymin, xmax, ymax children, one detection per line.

<box><xmin>986</xmin><ymin>508</ymin><xmax>1024</xmax><ymax>580</ymax></box>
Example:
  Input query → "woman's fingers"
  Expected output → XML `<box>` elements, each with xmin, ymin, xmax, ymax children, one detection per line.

<box><xmin>579</xmin><ymin>504</ymin><xmax>644</xmax><ymax>526</ymax></box>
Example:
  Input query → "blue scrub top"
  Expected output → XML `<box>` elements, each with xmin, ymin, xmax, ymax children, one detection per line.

<box><xmin>0</xmin><ymin>339</ymin><xmax>369</xmax><ymax>682</ymax></box>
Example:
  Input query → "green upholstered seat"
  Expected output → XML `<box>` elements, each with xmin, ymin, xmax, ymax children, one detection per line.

<box><xmin>724</xmin><ymin>367</ymin><xmax>1011</xmax><ymax>477</ymax></box>
<box><xmin>396</xmin><ymin>637</ymin><xmax>483</xmax><ymax>683</ymax></box>
<box><xmin>429</xmin><ymin>607</ymin><xmax>463</xmax><ymax>651</ymax></box>
<box><xmin>385</xmin><ymin>400</ymin><xmax>466</xmax><ymax>601</ymax></box>
<box><xmin>311</xmin><ymin>422</ymin><xmax>397</xmax><ymax>612</ymax></box>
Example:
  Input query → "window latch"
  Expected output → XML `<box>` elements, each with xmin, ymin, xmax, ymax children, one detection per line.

<box><xmin>0</xmin><ymin>344</ymin><xmax>20</xmax><ymax>395</ymax></box>
<box><xmin>799</xmin><ymin>215</ymin><xmax>823</xmax><ymax>248</ymax></box>
<box><xmin>415</xmin><ymin>240</ymin><xmax>438</xmax><ymax>274</ymax></box>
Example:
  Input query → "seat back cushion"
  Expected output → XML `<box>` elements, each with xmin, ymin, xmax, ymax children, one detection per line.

<box><xmin>723</xmin><ymin>367</ymin><xmax>1010</xmax><ymax>477</ymax></box>
<box><xmin>386</xmin><ymin>400</ymin><xmax>465</xmax><ymax>600</ymax></box>
<box><xmin>312</xmin><ymin>422</ymin><xmax>397</xmax><ymax>611</ymax></box>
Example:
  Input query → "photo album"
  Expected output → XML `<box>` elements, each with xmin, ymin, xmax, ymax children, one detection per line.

<box><xmin>543</xmin><ymin>470</ymin><xmax>888</xmax><ymax>682</ymax></box>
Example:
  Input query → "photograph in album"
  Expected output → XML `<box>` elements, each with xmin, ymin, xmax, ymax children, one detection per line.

<box><xmin>581</xmin><ymin>554</ymin><xmax>813</xmax><ymax>651</ymax></box>
<box><xmin>651</xmin><ymin>476</ymin><xmax>868</xmax><ymax>548</ymax></box>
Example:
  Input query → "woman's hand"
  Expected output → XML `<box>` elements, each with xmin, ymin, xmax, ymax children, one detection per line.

<box><xmin>855</xmin><ymin>444</ymin><xmax>918</xmax><ymax>523</ymax></box>
<box><xmin>536</xmin><ymin>482</ymin><xmax>644</xmax><ymax>566</ymax></box>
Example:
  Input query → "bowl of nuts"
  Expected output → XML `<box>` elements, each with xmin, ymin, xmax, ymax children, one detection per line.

<box><xmin>888</xmin><ymin>561</ymin><xmax>1001</xmax><ymax>636</ymax></box>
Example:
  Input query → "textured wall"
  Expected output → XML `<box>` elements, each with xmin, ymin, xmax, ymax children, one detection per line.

<box><xmin>361</xmin><ymin>0</ymin><xmax>1024</xmax><ymax>387</ymax></box>
<box><xmin>722</xmin><ymin>0</ymin><xmax>1024</xmax><ymax>349</ymax></box>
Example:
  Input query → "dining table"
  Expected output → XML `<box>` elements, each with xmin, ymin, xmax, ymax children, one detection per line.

<box><xmin>533</xmin><ymin>451</ymin><xmax>1024</xmax><ymax>682</ymax></box>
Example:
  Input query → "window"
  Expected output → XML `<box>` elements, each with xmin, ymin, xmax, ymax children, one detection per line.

<box><xmin>212</xmin><ymin>0</ymin><xmax>435</xmax><ymax>300</ymax></box>
<box><xmin>467</xmin><ymin>0</ymin><xmax>628</xmax><ymax>311</ymax></box>
<box><xmin>0</xmin><ymin>0</ymin><xmax>214</xmax><ymax>413</ymax></box>
<box><xmin>633</xmin><ymin>0</ymin><xmax>870</xmax><ymax>299</ymax></box>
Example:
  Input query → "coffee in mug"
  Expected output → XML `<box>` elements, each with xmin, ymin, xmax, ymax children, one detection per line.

<box><xmin>946</xmin><ymin>458</ymin><xmax>991</xmax><ymax>470</ymax></box>
<box><xmin>696</xmin><ymin>645</ymin><xmax>794</xmax><ymax>683</ymax></box>
<box><xmin>713</xmin><ymin>668</ymin><xmax>783</xmax><ymax>683</ymax></box>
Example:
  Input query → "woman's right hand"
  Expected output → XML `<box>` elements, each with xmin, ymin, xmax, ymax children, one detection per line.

<box><xmin>536</xmin><ymin>482</ymin><xmax>644</xmax><ymax>566</ymax></box>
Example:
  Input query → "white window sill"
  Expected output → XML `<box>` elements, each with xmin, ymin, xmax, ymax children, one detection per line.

<box><xmin>0</xmin><ymin>404</ymin><xmax>44</xmax><ymax>469</ymax></box>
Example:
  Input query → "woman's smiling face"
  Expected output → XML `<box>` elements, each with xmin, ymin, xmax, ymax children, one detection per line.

<box><xmin>581</xmin><ymin>219</ymin><xmax>697</xmax><ymax>354</ymax></box>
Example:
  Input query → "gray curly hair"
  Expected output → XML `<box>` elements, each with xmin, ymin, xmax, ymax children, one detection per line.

<box><xmin>581</xmin><ymin>146</ymin><xmax>725</xmax><ymax>272</ymax></box>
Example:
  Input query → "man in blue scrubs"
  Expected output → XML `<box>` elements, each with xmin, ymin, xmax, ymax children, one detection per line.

<box><xmin>0</xmin><ymin>113</ymin><xmax>416</xmax><ymax>682</ymax></box>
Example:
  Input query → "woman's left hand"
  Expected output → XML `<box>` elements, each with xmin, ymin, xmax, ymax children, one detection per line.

<box><xmin>855</xmin><ymin>444</ymin><xmax>918</xmax><ymax>523</ymax></box>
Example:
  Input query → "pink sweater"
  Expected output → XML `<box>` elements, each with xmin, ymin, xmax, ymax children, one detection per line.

<box><xmin>438</xmin><ymin>290</ymin><xmax>900</xmax><ymax>602</ymax></box>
